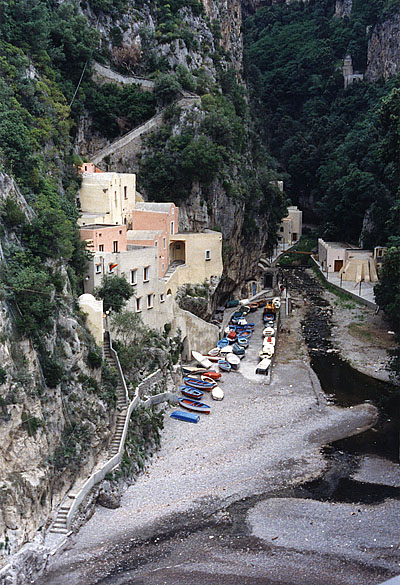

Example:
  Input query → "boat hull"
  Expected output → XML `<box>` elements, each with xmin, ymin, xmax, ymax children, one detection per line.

<box><xmin>178</xmin><ymin>398</ymin><xmax>211</xmax><ymax>414</ymax></box>
<box><xmin>184</xmin><ymin>376</ymin><xmax>215</xmax><ymax>390</ymax></box>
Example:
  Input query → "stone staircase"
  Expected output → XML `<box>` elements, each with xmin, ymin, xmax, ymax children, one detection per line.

<box><xmin>91</xmin><ymin>95</ymin><xmax>200</xmax><ymax>167</ymax></box>
<box><xmin>163</xmin><ymin>260</ymin><xmax>185</xmax><ymax>281</ymax></box>
<box><xmin>50</xmin><ymin>333</ymin><xmax>129</xmax><ymax>534</ymax></box>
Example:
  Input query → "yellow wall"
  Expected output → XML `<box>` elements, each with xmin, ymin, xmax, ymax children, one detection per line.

<box><xmin>78</xmin><ymin>172</ymin><xmax>137</xmax><ymax>227</ymax></box>
<box><xmin>78</xmin><ymin>294</ymin><xmax>104</xmax><ymax>346</ymax></box>
<box><xmin>166</xmin><ymin>231</ymin><xmax>223</xmax><ymax>294</ymax></box>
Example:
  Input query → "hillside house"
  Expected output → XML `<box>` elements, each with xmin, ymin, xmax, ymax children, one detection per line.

<box><xmin>277</xmin><ymin>206</ymin><xmax>302</xmax><ymax>246</ymax></box>
<box><xmin>318</xmin><ymin>239</ymin><xmax>379</xmax><ymax>282</ymax></box>
<box><xmin>78</xmin><ymin>172</ymin><xmax>139</xmax><ymax>227</ymax></box>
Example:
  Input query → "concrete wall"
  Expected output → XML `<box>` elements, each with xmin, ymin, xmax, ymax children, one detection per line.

<box><xmin>132</xmin><ymin>203</ymin><xmax>178</xmax><ymax>276</ymax></box>
<box><xmin>318</xmin><ymin>239</ymin><xmax>347</xmax><ymax>272</ymax></box>
<box><xmin>78</xmin><ymin>294</ymin><xmax>104</xmax><ymax>347</ymax></box>
<box><xmin>166</xmin><ymin>231</ymin><xmax>223</xmax><ymax>294</ymax></box>
<box><xmin>80</xmin><ymin>224</ymin><xmax>127</xmax><ymax>253</ymax></box>
<box><xmin>78</xmin><ymin>172</ymin><xmax>136</xmax><ymax>227</ymax></box>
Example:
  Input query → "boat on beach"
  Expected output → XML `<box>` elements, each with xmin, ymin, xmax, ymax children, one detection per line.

<box><xmin>202</xmin><ymin>370</ymin><xmax>222</xmax><ymax>380</ymax></box>
<box><xmin>218</xmin><ymin>359</ymin><xmax>232</xmax><ymax>372</ymax></box>
<box><xmin>192</xmin><ymin>350</ymin><xmax>213</xmax><ymax>369</ymax></box>
<box><xmin>178</xmin><ymin>398</ymin><xmax>211</xmax><ymax>414</ymax></box>
<box><xmin>184</xmin><ymin>376</ymin><xmax>215</xmax><ymax>390</ymax></box>
<box><xmin>211</xmin><ymin>386</ymin><xmax>224</xmax><ymax>401</ymax></box>
<box><xmin>227</xmin><ymin>353</ymin><xmax>240</xmax><ymax>370</ymax></box>
<box><xmin>182</xmin><ymin>365</ymin><xmax>207</xmax><ymax>375</ymax></box>
<box><xmin>180</xmin><ymin>385</ymin><xmax>204</xmax><ymax>399</ymax></box>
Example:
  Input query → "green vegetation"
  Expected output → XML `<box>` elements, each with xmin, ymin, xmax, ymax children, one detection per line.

<box><xmin>277</xmin><ymin>236</ymin><xmax>316</xmax><ymax>267</ymax></box>
<box><xmin>94</xmin><ymin>274</ymin><xmax>134</xmax><ymax>313</ymax></box>
<box><xmin>244</xmin><ymin>1</ymin><xmax>400</xmax><ymax>246</ymax></box>
<box><xmin>111</xmin><ymin>310</ymin><xmax>181</xmax><ymax>386</ymax></box>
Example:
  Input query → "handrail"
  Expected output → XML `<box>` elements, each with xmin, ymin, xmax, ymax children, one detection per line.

<box><xmin>107</xmin><ymin>331</ymin><xmax>129</xmax><ymax>406</ymax></box>
<box><xmin>64</xmin><ymin>367</ymin><xmax>178</xmax><ymax>531</ymax></box>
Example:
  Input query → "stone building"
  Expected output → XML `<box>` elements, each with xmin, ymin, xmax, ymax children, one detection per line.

<box><xmin>277</xmin><ymin>206</ymin><xmax>302</xmax><ymax>247</ymax></box>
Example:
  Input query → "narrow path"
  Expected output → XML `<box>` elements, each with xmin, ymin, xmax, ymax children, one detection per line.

<box><xmin>93</xmin><ymin>62</ymin><xmax>155</xmax><ymax>91</ymax></box>
<box><xmin>91</xmin><ymin>95</ymin><xmax>200</xmax><ymax>166</ymax></box>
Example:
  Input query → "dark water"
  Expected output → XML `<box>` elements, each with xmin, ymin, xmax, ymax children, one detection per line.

<box><xmin>311</xmin><ymin>352</ymin><xmax>400</xmax><ymax>462</ymax></box>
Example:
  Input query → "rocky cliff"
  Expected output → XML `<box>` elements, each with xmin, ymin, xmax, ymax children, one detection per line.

<box><xmin>78</xmin><ymin>0</ymin><xmax>283</xmax><ymax>304</ymax></box>
<box><xmin>0</xmin><ymin>174</ymin><xmax>115</xmax><ymax>564</ymax></box>
<box><xmin>366</xmin><ymin>12</ymin><xmax>400</xmax><ymax>81</ymax></box>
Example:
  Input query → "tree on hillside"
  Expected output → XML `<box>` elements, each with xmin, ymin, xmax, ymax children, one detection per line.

<box><xmin>374</xmin><ymin>246</ymin><xmax>400</xmax><ymax>381</ymax></box>
<box><xmin>94</xmin><ymin>274</ymin><xmax>133</xmax><ymax>313</ymax></box>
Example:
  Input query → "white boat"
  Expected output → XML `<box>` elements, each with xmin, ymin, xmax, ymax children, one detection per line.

<box><xmin>259</xmin><ymin>349</ymin><xmax>274</xmax><ymax>359</ymax></box>
<box><xmin>263</xmin><ymin>327</ymin><xmax>275</xmax><ymax>337</ymax></box>
<box><xmin>256</xmin><ymin>357</ymin><xmax>271</xmax><ymax>374</ymax></box>
<box><xmin>201</xmin><ymin>375</ymin><xmax>217</xmax><ymax>388</ymax></box>
<box><xmin>263</xmin><ymin>336</ymin><xmax>276</xmax><ymax>347</ymax></box>
<box><xmin>220</xmin><ymin>345</ymin><xmax>233</xmax><ymax>355</ymax></box>
<box><xmin>211</xmin><ymin>386</ymin><xmax>224</xmax><ymax>401</ymax></box>
<box><xmin>191</xmin><ymin>350</ymin><xmax>212</xmax><ymax>369</ymax></box>
<box><xmin>226</xmin><ymin>353</ymin><xmax>240</xmax><ymax>370</ymax></box>
<box><xmin>273</xmin><ymin>297</ymin><xmax>281</xmax><ymax>309</ymax></box>
<box><xmin>208</xmin><ymin>347</ymin><xmax>220</xmax><ymax>357</ymax></box>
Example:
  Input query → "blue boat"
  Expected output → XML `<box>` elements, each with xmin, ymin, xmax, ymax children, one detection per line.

<box><xmin>180</xmin><ymin>385</ymin><xmax>204</xmax><ymax>399</ymax></box>
<box><xmin>232</xmin><ymin>342</ymin><xmax>245</xmax><ymax>356</ymax></box>
<box><xmin>237</xmin><ymin>336</ymin><xmax>249</xmax><ymax>348</ymax></box>
<box><xmin>218</xmin><ymin>359</ymin><xmax>232</xmax><ymax>372</ymax></box>
<box><xmin>217</xmin><ymin>338</ymin><xmax>229</xmax><ymax>348</ymax></box>
<box><xmin>170</xmin><ymin>410</ymin><xmax>200</xmax><ymax>423</ymax></box>
<box><xmin>184</xmin><ymin>376</ymin><xmax>214</xmax><ymax>390</ymax></box>
<box><xmin>178</xmin><ymin>398</ymin><xmax>211</xmax><ymax>414</ymax></box>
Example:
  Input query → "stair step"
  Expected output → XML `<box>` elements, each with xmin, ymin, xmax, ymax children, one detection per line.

<box><xmin>50</xmin><ymin>528</ymin><xmax>68</xmax><ymax>534</ymax></box>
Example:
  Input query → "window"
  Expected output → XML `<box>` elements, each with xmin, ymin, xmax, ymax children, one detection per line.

<box><xmin>163</xmin><ymin>237</ymin><xmax>166</xmax><ymax>249</ymax></box>
<box><xmin>205</xmin><ymin>249</ymin><xmax>211</xmax><ymax>261</ymax></box>
<box><xmin>143</xmin><ymin>266</ymin><xmax>150</xmax><ymax>282</ymax></box>
<box><xmin>124</xmin><ymin>186</ymin><xmax>127</xmax><ymax>199</ymax></box>
<box><xmin>170</xmin><ymin>221</ymin><xmax>174</xmax><ymax>235</ymax></box>
<box><xmin>162</xmin><ymin>263</ymin><xmax>165</xmax><ymax>271</ymax></box>
<box><xmin>172</xmin><ymin>207</ymin><xmax>175</xmax><ymax>214</ymax></box>
<box><xmin>155</xmin><ymin>240</ymin><xmax>158</xmax><ymax>247</ymax></box>
<box><xmin>99</xmin><ymin>244</ymin><xmax>104</xmax><ymax>252</ymax></box>
<box><xmin>280</xmin><ymin>226</ymin><xmax>284</xmax><ymax>232</ymax></box>
<box><xmin>160</xmin><ymin>293</ymin><xmax>165</xmax><ymax>303</ymax></box>
<box><xmin>130</xmin><ymin>269</ymin><xmax>137</xmax><ymax>285</ymax></box>
<box><xmin>147</xmin><ymin>294</ymin><xmax>154</xmax><ymax>309</ymax></box>
<box><xmin>176</xmin><ymin>244</ymin><xmax>181</xmax><ymax>250</ymax></box>
<box><xmin>135</xmin><ymin>297</ymin><xmax>142</xmax><ymax>312</ymax></box>
<box><xmin>113</xmin><ymin>241</ymin><xmax>118</xmax><ymax>253</ymax></box>
<box><xmin>114</xmin><ymin>191</ymin><xmax>117</xmax><ymax>206</ymax></box>
<box><xmin>95</xmin><ymin>264</ymin><xmax>102</xmax><ymax>274</ymax></box>
<box><xmin>119</xmin><ymin>230</ymin><xmax>122</xmax><ymax>234</ymax></box>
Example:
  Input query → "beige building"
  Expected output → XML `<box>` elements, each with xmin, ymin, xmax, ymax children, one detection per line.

<box><xmin>78</xmin><ymin>294</ymin><xmax>104</xmax><ymax>347</ymax></box>
<box><xmin>318</xmin><ymin>239</ymin><xmax>379</xmax><ymax>282</ymax></box>
<box><xmin>78</xmin><ymin>172</ymin><xmax>140</xmax><ymax>227</ymax></box>
<box><xmin>165</xmin><ymin>230</ymin><xmax>223</xmax><ymax>295</ymax></box>
<box><xmin>277</xmin><ymin>206</ymin><xmax>302</xmax><ymax>246</ymax></box>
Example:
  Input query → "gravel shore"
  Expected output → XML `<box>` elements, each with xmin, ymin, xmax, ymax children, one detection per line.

<box><xmin>39</xmin><ymin>295</ymin><xmax>396</xmax><ymax>585</ymax></box>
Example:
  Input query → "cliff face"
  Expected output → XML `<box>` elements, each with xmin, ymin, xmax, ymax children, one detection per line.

<box><xmin>77</xmin><ymin>0</ymin><xmax>281</xmax><ymax>302</ymax></box>
<box><xmin>366</xmin><ymin>12</ymin><xmax>400</xmax><ymax>81</ymax></box>
<box><xmin>0</xmin><ymin>175</ymin><xmax>114</xmax><ymax>563</ymax></box>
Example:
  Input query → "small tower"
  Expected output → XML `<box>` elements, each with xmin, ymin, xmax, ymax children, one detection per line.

<box><xmin>343</xmin><ymin>54</ymin><xmax>353</xmax><ymax>88</ymax></box>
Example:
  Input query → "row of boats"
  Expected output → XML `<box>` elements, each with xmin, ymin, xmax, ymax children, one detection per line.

<box><xmin>171</xmin><ymin>299</ymin><xmax>280</xmax><ymax>422</ymax></box>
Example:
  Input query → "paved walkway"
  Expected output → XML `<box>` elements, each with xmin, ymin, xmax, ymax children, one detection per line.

<box><xmin>311</xmin><ymin>258</ymin><xmax>377</xmax><ymax>308</ymax></box>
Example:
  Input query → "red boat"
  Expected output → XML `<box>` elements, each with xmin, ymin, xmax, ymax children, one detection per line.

<box><xmin>178</xmin><ymin>398</ymin><xmax>211</xmax><ymax>414</ymax></box>
<box><xmin>202</xmin><ymin>371</ymin><xmax>222</xmax><ymax>380</ymax></box>
<box><xmin>227</xmin><ymin>330</ymin><xmax>237</xmax><ymax>341</ymax></box>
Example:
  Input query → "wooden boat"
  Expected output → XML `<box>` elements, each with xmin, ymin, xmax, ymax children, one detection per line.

<box><xmin>182</xmin><ymin>365</ymin><xmax>207</xmax><ymax>376</ymax></box>
<box><xmin>220</xmin><ymin>345</ymin><xmax>233</xmax><ymax>355</ymax></box>
<box><xmin>227</xmin><ymin>330</ymin><xmax>237</xmax><ymax>341</ymax></box>
<box><xmin>218</xmin><ymin>359</ymin><xmax>231</xmax><ymax>372</ymax></box>
<box><xmin>217</xmin><ymin>338</ymin><xmax>229</xmax><ymax>348</ymax></box>
<box><xmin>202</xmin><ymin>370</ymin><xmax>222</xmax><ymax>380</ymax></box>
<box><xmin>211</xmin><ymin>386</ymin><xmax>224</xmax><ymax>401</ymax></box>
<box><xmin>170</xmin><ymin>410</ymin><xmax>200</xmax><ymax>423</ymax></box>
<box><xmin>208</xmin><ymin>347</ymin><xmax>220</xmax><ymax>357</ymax></box>
<box><xmin>263</xmin><ymin>327</ymin><xmax>275</xmax><ymax>337</ymax></box>
<box><xmin>227</xmin><ymin>353</ymin><xmax>240</xmax><ymax>370</ymax></box>
<box><xmin>239</xmin><ymin>330</ymin><xmax>252</xmax><ymax>338</ymax></box>
<box><xmin>263</xmin><ymin>337</ymin><xmax>276</xmax><ymax>347</ymax></box>
<box><xmin>178</xmin><ymin>398</ymin><xmax>211</xmax><ymax>414</ymax></box>
<box><xmin>241</xmin><ymin>305</ymin><xmax>251</xmax><ymax>315</ymax></box>
<box><xmin>191</xmin><ymin>350</ymin><xmax>212</xmax><ymax>369</ymax></box>
<box><xmin>184</xmin><ymin>376</ymin><xmax>215</xmax><ymax>390</ymax></box>
<box><xmin>256</xmin><ymin>357</ymin><xmax>271</xmax><ymax>375</ymax></box>
<box><xmin>237</xmin><ymin>336</ymin><xmax>249</xmax><ymax>348</ymax></box>
<box><xmin>180</xmin><ymin>385</ymin><xmax>204</xmax><ymax>399</ymax></box>
<box><xmin>204</xmin><ymin>355</ymin><xmax>220</xmax><ymax>363</ymax></box>
<box><xmin>259</xmin><ymin>349</ymin><xmax>274</xmax><ymax>359</ymax></box>
<box><xmin>201</xmin><ymin>376</ymin><xmax>217</xmax><ymax>388</ymax></box>
<box><xmin>249</xmin><ymin>303</ymin><xmax>258</xmax><ymax>312</ymax></box>
<box><xmin>232</xmin><ymin>342</ymin><xmax>245</xmax><ymax>356</ymax></box>
<box><xmin>257</xmin><ymin>299</ymin><xmax>267</xmax><ymax>308</ymax></box>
